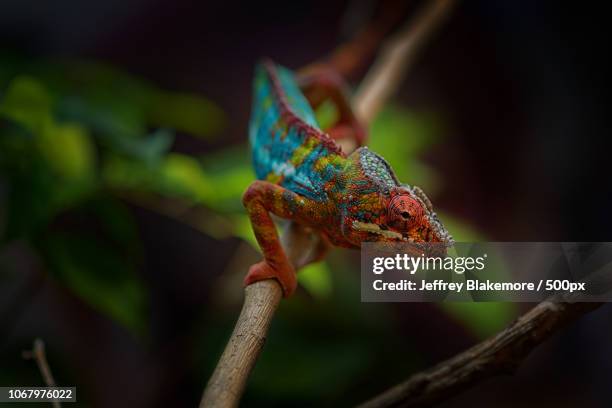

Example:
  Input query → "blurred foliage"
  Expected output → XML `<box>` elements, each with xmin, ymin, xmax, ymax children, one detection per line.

<box><xmin>1</xmin><ymin>54</ymin><xmax>516</xmax><ymax>405</ymax></box>
<box><xmin>297</xmin><ymin>261</ymin><xmax>333</xmax><ymax>299</ymax></box>
<box><xmin>0</xmin><ymin>55</ymin><xmax>226</xmax><ymax>335</ymax></box>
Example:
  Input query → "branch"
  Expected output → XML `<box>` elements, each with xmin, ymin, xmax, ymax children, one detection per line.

<box><xmin>200</xmin><ymin>223</ymin><xmax>321</xmax><ymax>408</ymax></box>
<box><xmin>358</xmin><ymin>296</ymin><xmax>603</xmax><ymax>408</ymax></box>
<box><xmin>201</xmin><ymin>1</ymin><xmax>456</xmax><ymax>406</ymax></box>
<box><xmin>23</xmin><ymin>338</ymin><xmax>61</xmax><ymax>408</ymax></box>
<box><xmin>354</xmin><ymin>0</ymin><xmax>456</xmax><ymax>125</ymax></box>
<box><xmin>200</xmin><ymin>280</ymin><xmax>281</xmax><ymax>407</ymax></box>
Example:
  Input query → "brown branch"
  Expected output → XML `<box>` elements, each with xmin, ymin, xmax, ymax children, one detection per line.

<box><xmin>23</xmin><ymin>338</ymin><xmax>61</xmax><ymax>408</ymax></box>
<box><xmin>200</xmin><ymin>1</ymin><xmax>456</xmax><ymax>406</ymax></box>
<box><xmin>358</xmin><ymin>296</ymin><xmax>603</xmax><ymax>408</ymax></box>
<box><xmin>200</xmin><ymin>223</ymin><xmax>321</xmax><ymax>408</ymax></box>
<box><xmin>327</xmin><ymin>0</ymin><xmax>411</xmax><ymax>80</ymax></box>
<box><xmin>200</xmin><ymin>279</ymin><xmax>282</xmax><ymax>407</ymax></box>
<box><xmin>354</xmin><ymin>0</ymin><xmax>456</xmax><ymax>125</ymax></box>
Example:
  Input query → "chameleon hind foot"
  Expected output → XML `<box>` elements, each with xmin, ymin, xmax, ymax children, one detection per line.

<box><xmin>244</xmin><ymin>260</ymin><xmax>297</xmax><ymax>297</ymax></box>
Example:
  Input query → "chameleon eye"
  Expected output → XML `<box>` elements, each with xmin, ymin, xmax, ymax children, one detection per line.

<box><xmin>388</xmin><ymin>195</ymin><xmax>424</xmax><ymax>229</ymax></box>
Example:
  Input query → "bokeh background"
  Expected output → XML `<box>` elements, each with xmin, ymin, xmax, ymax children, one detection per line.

<box><xmin>1</xmin><ymin>0</ymin><xmax>610</xmax><ymax>407</ymax></box>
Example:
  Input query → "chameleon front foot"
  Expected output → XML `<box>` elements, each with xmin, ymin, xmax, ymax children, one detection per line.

<box><xmin>244</xmin><ymin>260</ymin><xmax>297</xmax><ymax>297</ymax></box>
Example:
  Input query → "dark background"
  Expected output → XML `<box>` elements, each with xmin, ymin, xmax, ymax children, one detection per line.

<box><xmin>1</xmin><ymin>0</ymin><xmax>611</xmax><ymax>407</ymax></box>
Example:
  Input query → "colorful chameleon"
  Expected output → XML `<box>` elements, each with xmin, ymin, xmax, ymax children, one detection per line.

<box><xmin>244</xmin><ymin>60</ymin><xmax>453</xmax><ymax>297</ymax></box>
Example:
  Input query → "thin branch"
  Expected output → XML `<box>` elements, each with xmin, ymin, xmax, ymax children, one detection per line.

<box><xmin>23</xmin><ymin>338</ymin><xmax>61</xmax><ymax>408</ymax></box>
<box><xmin>358</xmin><ymin>296</ymin><xmax>603</xmax><ymax>408</ymax></box>
<box><xmin>200</xmin><ymin>279</ymin><xmax>282</xmax><ymax>407</ymax></box>
<box><xmin>201</xmin><ymin>1</ymin><xmax>456</xmax><ymax>406</ymax></box>
<box><xmin>201</xmin><ymin>223</ymin><xmax>323</xmax><ymax>408</ymax></box>
<box><xmin>354</xmin><ymin>0</ymin><xmax>456</xmax><ymax>125</ymax></box>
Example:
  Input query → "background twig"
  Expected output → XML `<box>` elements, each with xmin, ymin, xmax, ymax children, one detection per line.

<box><xmin>201</xmin><ymin>1</ymin><xmax>455</xmax><ymax>406</ymax></box>
<box><xmin>358</xmin><ymin>296</ymin><xmax>603</xmax><ymax>408</ymax></box>
<box><xmin>23</xmin><ymin>338</ymin><xmax>61</xmax><ymax>408</ymax></box>
<box><xmin>354</xmin><ymin>0</ymin><xmax>456</xmax><ymax>125</ymax></box>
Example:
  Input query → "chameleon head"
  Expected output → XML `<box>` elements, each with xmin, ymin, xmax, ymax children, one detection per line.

<box><xmin>350</xmin><ymin>186</ymin><xmax>454</xmax><ymax>247</ymax></box>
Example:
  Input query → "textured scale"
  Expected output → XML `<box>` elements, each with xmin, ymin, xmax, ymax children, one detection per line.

<box><xmin>249</xmin><ymin>63</ymin><xmax>345</xmax><ymax>202</ymax></box>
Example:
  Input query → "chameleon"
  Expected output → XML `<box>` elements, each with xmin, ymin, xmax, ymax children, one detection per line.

<box><xmin>243</xmin><ymin>60</ymin><xmax>453</xmax><ymax>297</ymax></box>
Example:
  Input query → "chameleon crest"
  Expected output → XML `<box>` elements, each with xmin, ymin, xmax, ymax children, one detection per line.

<box><xmin>244</xmin><ymin>60</ymin><xmax>453</xmax><ymax>296</ymax></box>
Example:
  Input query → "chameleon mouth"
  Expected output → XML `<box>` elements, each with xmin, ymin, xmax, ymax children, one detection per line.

<box><xmin>352</xmin><ymin>221</ymin><xmax>413</xmax><ymax>242</ymax></box>
<box><xmin>352</xmin><ymin>220</ymin><xmax>452</xmax><ymax>258</ymax></box>
<box><xmin>352</xmin><ymin>220</ymin><xmax>454</xmax><ymax>247</ymax></box>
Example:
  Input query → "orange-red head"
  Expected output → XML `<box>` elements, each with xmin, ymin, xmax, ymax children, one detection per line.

<box><xmin>348</xmin><ymin>186</ymin><xmax>453</xmax><ymax>247</ymax></box>
<box><xmin>338</xmin><ymin>147</ymin><xmax>453</xmax><ymax>249</ymax></box>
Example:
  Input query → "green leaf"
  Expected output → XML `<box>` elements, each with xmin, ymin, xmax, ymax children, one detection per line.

<box><xmin>32</xmin><ymin>196</ymin><xmax>145</xmax><ymax>335</ymax></box>
<box><xmin>437</xmin><ymin>212</ymin><xmax>484</xmax><ymax>242</ymax></box>
<box><xmin>0</xmin><ymin>78</ymin><xmax>98</xmax><ymax>237</ymax></box>
<box><xmin>160</xmin><ymin>153</ymin><xmax>215</xmax><ymax>200</ymax></box>
<box><xmin>1</xmin><ymin>57</ymin><xmax>226</xmax><ymax>141</ymax></box>
<box><xmin>37</xmin><ymin>122</ymin><xmax>95</xmax><ymax>181</ymax></box>
<box><xmin>56</xmin><ymin>94</ymin><xmax>147</xmax><ymax>142</ymax></box>
<box><xmin>0</xmin><ymin>75</ymin><xmax>53</xmax><ymax>135</ymax></box>
<box><xmin>39</xmin><ymin>231</ymin><xmax>147</xmax><ymax>335</ymax></box>
<box><xmin>314</xmin><ymin>99</ymin><xmax>339</xmax><ymax>130</ymax></box>
<box><xmin>104</xmin><ymin>153</ymin><xmax>213</xmax><ymax>202</ymax></box>
<box><xmin>87</xmin><ymin>197</ymin><xmax>141</xmax><ymax>251</ymax></box>
<box><xmin>297</xmin><ymin>262</ymin><xmax>333</xmax><ymax>299</ymax></box>
<box><xmin>368</xmin><ymin>105</ymin><xmax>442</xmax><ymax>185</ymax></box>
<box><xmin>0</xmin><ymin>116</ymin><xmax>35</xmax><ymax>166</ymax></box>
<box><xmin>200</xmin><ymin>144</ymin><xmax>253</xmax><ymax>211</ymax></box>
<box><xmin>148</xmin><ymin>91</ymin><xmax>226</xmax><ymax>139</ymax></box>
<box><xmin>205</xmin><ymin>165</ymin><xmax>253</xmax><ymax>211</ymax></box>
<box><xmin>105</xmin><ymin>128</ymin><xmax>173</xmax><ymax>164</ymax></box>
<box><xmin>53</xmin><ymin>60</ymin><xmax>225</xmax><ymax>139</ymax></box>
<box><xmin>369</xmin><ymin>105</ymin><xmax>440</xmax><ymax>155</ymax></box>
<box><xmin>2</xmin><ymin>158</ymin><xmax>59</xmax><ymax>239</ymax></box>
<box><xmin>0</xmin><ymin>75</ymin><xmax>96</xmax><ymax>182</ymax></box>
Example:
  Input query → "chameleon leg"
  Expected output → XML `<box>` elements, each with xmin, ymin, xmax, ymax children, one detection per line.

<box><xmin>285</xmin><ymin>222</ymin><xmax>332</xmax><ymax>269</ymax></box>
<box><xmin>298</xmin><ymin>64</ymin><xmax>367</xmax><ymax>146</ymax></box>
<box><xmin>242</xmin><ymin>180</ymin><xmax>325</xmax><ymax>297</ymax></box>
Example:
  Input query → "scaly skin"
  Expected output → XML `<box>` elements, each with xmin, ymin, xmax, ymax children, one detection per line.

<box><xmin>244</xmin><ymin>60</ymin><xmax>453</xmax><ymax>296</ymax></box>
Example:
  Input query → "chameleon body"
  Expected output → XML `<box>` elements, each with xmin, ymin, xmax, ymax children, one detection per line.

<box><xmin>244</xmin><ymin>60</ymin><xmax>453</xmax><ymax>296</ymax></box>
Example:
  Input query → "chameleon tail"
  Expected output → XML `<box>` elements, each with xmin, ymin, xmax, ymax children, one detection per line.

<box><xmin>295</xmin><ymin>3</ymin><xmax>410</xmax><ymax>150</ymax></box>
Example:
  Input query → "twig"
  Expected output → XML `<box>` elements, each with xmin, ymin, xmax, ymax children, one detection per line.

<box><xmin>201</xmin><ymin>223</ymin><xmax>321</xmax><ymax>408</ymax></box>
<box><xmin>358</xmin><ymin>296</ymin><xmax>603</xmax><ymax>408</ymax></box>
<box><xmin>201</xmin><ymin>1</ymin><xmax>456</xmax><ymax>406</ymax></box>
<box><xmin>200</xmin><ymin>280</ymin><xmax>282</xmax><ymax>407</ymax></box>
<box><xmin>23</xmin><ymin>338</ymin><xmax>61</xmax><ymax>408</ymax></box>
<box><xmin>354</xmin><ymin>0</ymin><xmax>456</xmax><ymax>125</ymax></box>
